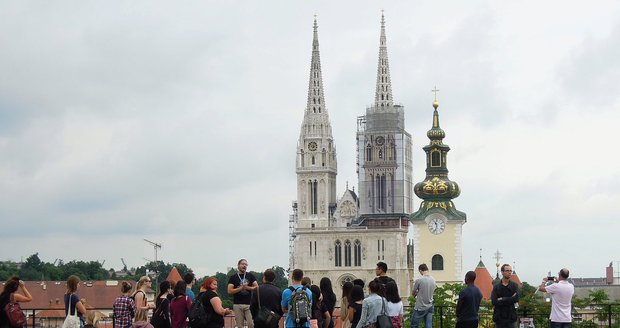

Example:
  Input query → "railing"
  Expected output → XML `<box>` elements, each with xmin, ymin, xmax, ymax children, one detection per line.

<box><xmin>20</xmin><ymin>303</ymin><xmax>620</xmax><ymax>328</ymax></box>
<box><xmin>20</xmin><ymin>308</ymin><xmax>237</xmax><ymax>328</ymax></box>
<box><xmin>403</xmin><ymin>303</ymin><xmax>620</xmax><ymax>328</ymax></box>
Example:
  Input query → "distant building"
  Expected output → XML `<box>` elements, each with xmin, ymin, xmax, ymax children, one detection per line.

<box><xmin>571</xmin><ymin>263</ymin><xmax>620</xmax><ymax>300</ymax></box>
<box><xmin>0</xmin><ymin>280</ymin><xmax>154</xmax><ymax>328</ymax></box>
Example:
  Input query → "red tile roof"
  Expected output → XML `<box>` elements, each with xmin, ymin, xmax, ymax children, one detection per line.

<box><xmin>1</xmin><ymin>280</ymin><xmax>152</xmax><ymax>310</ymax></box>
<box><xmin>474</xmin><ymin>260</ymin><xmax>494</xmax><ymax>300</ymax></box>
<box><xmin>167</xmin><ymin>267</ymin><xmax>182</xmax><ymax>284</ymax></box>
<box><xmin>510</xmin><ymin>272</ymin><xmax>523</xmax><ymax>288</ymax></box>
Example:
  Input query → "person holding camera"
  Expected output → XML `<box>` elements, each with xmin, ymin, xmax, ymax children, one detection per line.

<box><xmin>491</xmin><ymin>264</ymin><xmax>520</xmax><ymax>328</ymax></box>
<box><xmin>538</xmin><ymin>268</ymin><xmax>574</xmax><ymax>328</ymax></box>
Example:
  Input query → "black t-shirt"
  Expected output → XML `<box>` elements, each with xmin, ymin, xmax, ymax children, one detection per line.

<box><xmin>64</xmin><ymin>294</ymin><xmax>82</xmax><ymax>318</ymax></box>
<box><xmin>457</xmin><ymin>285</ymin><xmax>482</xmax><ymax>322</ymax></box>
<box><xmin>322</xmin><ymin>293</ymin><xmax>336</xmax><ymax>328</ymax></box>
<box><xmin>204</xmin><ymin>291</ymin><xmax>225</xmax><ymax>328</ymax></box>
<box><xmin>227</xmin><ymin>272</ymin><xmax>257</xmax><ymax>304</ymax></box>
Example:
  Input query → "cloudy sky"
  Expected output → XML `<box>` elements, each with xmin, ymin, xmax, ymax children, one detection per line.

<box><xmin>1</xmin><ymin>1</ymin><xmax>619</xmax><ymax>285</ymax></box>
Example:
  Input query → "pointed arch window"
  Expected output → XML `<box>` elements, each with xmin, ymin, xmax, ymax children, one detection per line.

<box><xmin>312</xmin><ymin>156</ymin><xmax>315</xmax><ymax>165</ymax></box>
<box><xmin>309</xmin><ymin>180</ymin><xmax>318</xmax><ymax>215</ymax></box>
<box><xmin>322</xmin><ymin>149</ymin><xmax>326</xmax><ymax>167</ymax></box>
<box><xmin>432</xmin><ymin>254</ymin><xmax>444</xmax><ymax>271</ymax></box>
<box><xmin>354</xmin><ymin>240</ymin><xmax>361</xmax><ymax>266</ymax></box>
<box><xmin>366</xmin><ymin>144</ymin><xmax>372</xmax><ymax>161</ymax></box>
<box><xmin>335</xmin><ymin>240</ymin><xmax>342</xmax><ymax>267</ymax></box>
<box><xmin>344</xmin><ymin>240</ymin><xmax>352</xmax><ymax>266</ymax></box>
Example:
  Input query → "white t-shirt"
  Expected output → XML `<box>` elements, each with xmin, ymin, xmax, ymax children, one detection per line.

<box><xmin>386</xmin><ymin>301</ymin><xmax>403</xmax><ymax>317</ymax></box>
<box><xmin>545</xmin><ymin>280</ymin><xmax>575</xmax><ymax>323</ymax></box>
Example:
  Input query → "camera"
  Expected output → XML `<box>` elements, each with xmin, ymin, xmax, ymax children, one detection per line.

<box><xmin>547</xmin><ymin>276</ymin><xmax>556</xmax><ymax>282</ymax></box>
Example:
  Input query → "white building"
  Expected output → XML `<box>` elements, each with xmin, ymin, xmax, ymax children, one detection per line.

<box><xmin>289</xmin><ymin>15</ymin><xmax>413</xmax><ymax>299</ymax></box>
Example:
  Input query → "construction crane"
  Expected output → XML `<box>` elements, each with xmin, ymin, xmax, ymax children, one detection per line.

<box><xmin>120</xmin><ymin>258</ymin><xmax>128</xmax><ymax>272</ymax></box>
<box><xmin>143</xmin><ymin>239</ymin><xmax>162</xmax><ymax>264</ymax></box>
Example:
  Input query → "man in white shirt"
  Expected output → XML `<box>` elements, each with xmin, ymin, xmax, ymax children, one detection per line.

<box><xmin>539</xmin><ymin>268</ymin><xmax>575</xmax><ymax>328</ymax></box>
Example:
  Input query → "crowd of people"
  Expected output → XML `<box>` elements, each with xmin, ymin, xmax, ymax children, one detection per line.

<box><xmin>0</xmin><ymin>261</ymin><xmax>575</xmax><ymax>328</ymax></box>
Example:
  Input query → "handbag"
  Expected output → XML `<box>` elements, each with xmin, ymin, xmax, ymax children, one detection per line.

<box><xmin>4</xmin><ymin>294</ymin><xmax>27</xmax><ymax>328</ymax></box>
<box><xmin>375</xmin><ymin>298</ymin><xmax>394</xmax><ymax>328</ymax></box>
<box><xmin>62</xmin><ymin>294</ymin><xmax>81</xmax><ymax>328</ymax></box>
<box><xmin>253</xmin><ymin>285</ymin><xmax>280</xmax><ymax>328</ymax></box>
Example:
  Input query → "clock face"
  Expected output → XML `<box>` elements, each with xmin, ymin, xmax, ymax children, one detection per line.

<box><xmin>308</xmin><ymin>142</ymin><xmax>317</xmax><ymax>151</ymax></box>
<box><xmin>376</xmin><ymin>136</ymin><xmax>385</xmax><ymax>146</ymax></box>
<box><xmin>428</xmin><ymin>218</ymin><xmax>445</xmax><ymax>234</ymax></box>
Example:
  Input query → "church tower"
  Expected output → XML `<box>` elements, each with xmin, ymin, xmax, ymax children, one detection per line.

<box><xmin>291</xmin><ymin>17</ymin><xmax>338</xmax><ymax>271</ymax></box>
<box><xmin>410</xmin><ymin>94</ymin><xmax>466</xmax><ymax>282</ymax></box>
<box><xmin>289</xmin><ymin>14</ymin><xmax>413</xmax><ymax>298</ymax></box>
<box><xmin>296</xmin><ymin>17</ymin><xmax>338</xmax><ymax>229</ymax></box>
<box><xmin>357</xmin><ymin>12</ymin><xmax>414</xmax><ymax>216</ymax></box>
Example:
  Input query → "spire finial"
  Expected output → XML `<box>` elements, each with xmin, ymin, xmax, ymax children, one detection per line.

<box><xmin>373</xmin><ymin>10</ymin><xmax>393</xmax><ymax>110</ymax></box>
<box><xmin>313</xmin><ymin>14</ymin><xmax>318</xmax><ymax>31</ymax></box>
<box><xmin>479</xmin><ymin>248</ymin><xmax>482</xmax><ymax>262</ymax></box>
<box><xmin>381</xmin><ymin>9</ymin><xmax>385</xmax><ymax>27</ymax></box>
<box><xmin>432</xmin><ymin>85</ymin><xmax>440</xmax><ymax>109</ymax></box>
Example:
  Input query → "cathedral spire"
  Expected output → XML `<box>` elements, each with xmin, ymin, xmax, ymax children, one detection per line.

<box><xmin>374</xmin><ymin>11</ymin><xmax>393</xmax><ymax>110</ymax></box>
<box><xmin>306</xmin><ymin>16</ymin><xmax>327</xmax><ymax>115</ymax></box>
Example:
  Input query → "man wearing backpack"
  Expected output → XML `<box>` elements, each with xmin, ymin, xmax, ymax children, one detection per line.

<box><xmin>281</xmin><ymin>269</ymin><xmax>313</xmax><ymax>328</ymax></box>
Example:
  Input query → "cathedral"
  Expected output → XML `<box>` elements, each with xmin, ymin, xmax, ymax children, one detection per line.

<box><xmin>289</xmin><ymin>13</ymin><xmax>467</xmax><ymax>297</ymax></box>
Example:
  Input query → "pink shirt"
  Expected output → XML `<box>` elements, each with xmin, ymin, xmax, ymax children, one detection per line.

<box><xmin>545</xmin><ymin>280</ymin><xmax>574</xmax><ymax>322</ymax></box>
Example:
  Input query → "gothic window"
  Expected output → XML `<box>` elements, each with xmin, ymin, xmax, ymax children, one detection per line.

<box><xmin>354</xmin><ymin>240</ymin><xmax>361</xmax><ymax>266</ymax></box>
<box><xmin>322</xmin><ymin>149</ymin><xmax>326</xmax><ymax>167</ymax></box>
<box><xmin>310</xmin><ymin>180</ymin><xmax>318</xmax><ymax>215</ymax></box>
<box><xmin>366</xmin><ymin>144</ymin><xmax>372</xmax><ymax>161</ymax></box>
<box><xmin>432</xmin><ymin>254</ymin><xmax>444</xmax><ymax>270</ymax></box>
<box><xmin>309</xmin><ymin>242</ymin><xmax>312</xmax><ymax>255</ymax></box>
<box><xmin>377</xmin><ymin>174</ymin><xmax>386</xmax><ymax>211</ymax></box>
<box><xmin>378</xmin><ymin>149</ymin><xmax>383</xmax><ymax>159</ymax></box>
<box><xmin>431</xmin><ymin>151</ymin><xmax>441</xmax><ymax>167</ymax></box>
<box><xmin>335</xmin><ymin>240</ymin><xmax>342</xmax><ymax>267</ymax></box>
<box><xmin>344</xmin><ymin>240</ymin><xmax>352</xmax><ymax>266</ymax></box>
<box><xmin>300</xmin><ymin>150</ymin><xmax>304</xmax><ymax>167</ymax></box>
<box><xmin>312</xmin><ymin>156</ymin><xmax>315</xmax><ymax>165</ymax></box>
<box><xmin>314</xmin><ymin>241</ymin><xmax>317</xmax><ymax>256</ymax></box>
<box><xmin>381</xmin><ymin>239</ymin><xmax>385</xmax><ymax>260</ymax></box>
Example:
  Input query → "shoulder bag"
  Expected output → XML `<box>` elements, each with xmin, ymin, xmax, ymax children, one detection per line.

<box><xmin>4</xmin><ymin>293</ymin><xmax>27</xmax><ymax>328</ymax></box>
<box><xmin>62</xmin><ymin>294</ymin><xmax>81</xmax><ymax>328</ymax></box>
<box><xmin>375</xmin><ymin>298</ymin><xmax>394</xmax><ymax>328</ymax></box>
<box><xmin>151</xmin><ymin>298</ymin><xmax>171</xmax><ymax>328</ymax></box>
<box><xmin>254</xmin><ymin>285</ymin><xmax>280</xmax><ymax>328</ymax></box>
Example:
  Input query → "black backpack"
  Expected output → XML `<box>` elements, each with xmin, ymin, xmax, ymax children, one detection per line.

<box><xmin>288</xmin><ymin>286</ymin><xmax>311</xmax><ymax>325</ymax></box>
<box><xmin>188</xmin><ymin>293</ymin><xmax>211</xmax><ymax>328</ymax></box>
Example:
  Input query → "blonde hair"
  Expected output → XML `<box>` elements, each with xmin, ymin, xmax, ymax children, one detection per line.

<box><xmin>135</xmin><ymin>309</ymin><xmax>149</xmax><ymax>322</ymax></box>
<box><xmin>134</xmin><ymin>276</ymin><xmax>151</xmax><ymax>295</ymax></box>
